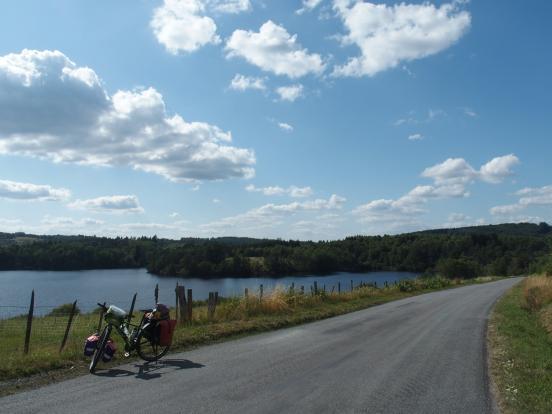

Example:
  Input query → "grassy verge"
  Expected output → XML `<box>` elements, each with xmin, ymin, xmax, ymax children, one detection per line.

<box><xmin>488</xmin><ymin>276</ymin><xmax>552</xmax><ymax>414</ymax></box>
<box><xmin>1</xmin><ymin>276</ymin><xmax>501</xmax><ymax>396</ymax></box>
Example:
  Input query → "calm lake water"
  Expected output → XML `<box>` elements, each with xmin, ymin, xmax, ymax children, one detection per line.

<box><xmin>0</xmin><ymin>269</ymin><xmax>419</xmax><ymax>318</ymax></box>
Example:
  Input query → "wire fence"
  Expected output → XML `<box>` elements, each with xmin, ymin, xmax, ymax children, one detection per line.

<box><xmin>0</xmin><ymin>306</ymin><xmax>100</xmax><ymax>355</ymax></box>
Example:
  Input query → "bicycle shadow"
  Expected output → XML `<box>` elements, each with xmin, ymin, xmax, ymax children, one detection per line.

<box><xmin>94</xmin><ymin>359</ymin><xmax>205</xmax><ymax>380</ymax></box>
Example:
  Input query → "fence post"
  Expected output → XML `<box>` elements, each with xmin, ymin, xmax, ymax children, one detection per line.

<box><xmin>97</xmin><ymin>301</ymin><xmax>106</xmax><ymax>332</ymax></box>
<box><xmin>24</xmin><ymin>290</ymin><xmax>35</xmax><ymax>355</ymax></box>
<box><xmin>351</xmin><ymin>280</ymin><xmax>353</xmax><ymax>291</ymax></box>
<box><xmin>175</xmin><ymin>282</ymin><xmax>179</xmax><ymax>321</ymax></box>
<box><xmin>177</xmin><ymin>286</ymin><xmax>187</xmax><ymax>323</ymax></box>
<box><xmin>187</xmin><ymin>289</ymin><xmax>193</xmax><ymax>322</ymax></box>
<box><xmin>300</xmin><ymin>285</ymin><xmax>304</xmax><ymax>295</ymax></box>
<box><xmin>244</xmin><ymin>287</ymin><xmax>249</xmax><ymax>299</ymax></box>
<box><xmin>259</xmin><ymin>284</ymin><xmax>263</xmax><ymax>301</ymax></box>
<box><xmin>154</xmin><ymin>283</ymin><xmax>159</xmax><ymax>304</ymax></box>
<box><xmin>338</xmin><ymin>282</ymin><xmax>341</xmax><ymax>294</ymax></box>
<box><xmin>59</xmin><ymin>300</ymin><xmax>77</xmax><ymax>353</ymax></box>
<box><xmin>314</xmin><ymin>281</ymin><xmax>318</xmax><ymax>295</ymax></box>
<box><xmin>208</xmin><ymin>292</ymin><xmax>216</xmax><ymax>320</ymax></box>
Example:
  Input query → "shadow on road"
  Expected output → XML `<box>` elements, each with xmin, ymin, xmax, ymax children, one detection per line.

<box><xmin>94</xmin><ymin>359</ymin><xmax>205</xmax><ymax>380</ymax></box>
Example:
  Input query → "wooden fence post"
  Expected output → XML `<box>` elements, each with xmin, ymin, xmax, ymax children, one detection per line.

<box><xmin>208</xmin><ymin>292</ymin><xmax>217</xmax><ymax>320</ymax></box>
<box><xmin>338</xmin><ymin>282</ymin><xmax>341</xmax><ymax>294</ymax></box>
<box><xmin>97</xmin><ymin>302</ymin><xmax>106</xmax><ymax>332</ymax></box>
<box><xmin>259</xmin><ymin>284</ymin><xmax>263</xmax><ymax>301</ymax></box>
<box><xmin>300</xmin><ymin>285</ymin><xmax>304</xmax><ymax>295</ymax></box>
<box><xmin>24</xmin><ymin>290</ymin><xmax>34</xmax><ymax>355</ymax></box>
<box><xmin>314</xmin><ymin>281</ymin><xmax>318</xmax><ymax>295</ymax></box>
<box><xmin>175</xmin><ymin>282</ymin><xmax>179</xmax><ymax>321</ymax></box>
<box><xmin>351</xmin><ymin>280</ymin><xmax>353</xmax><ymax>291</ymax></box>
<box><xmin>177</xmin><ymin>286</ymin><xmax>187</xmax><ymax>323</ymax></box>
<box><xmin>59</xmin><ymin>300</ymin><xmax>77</xmax><ymax>353</ymax></box>
<box><xmin>154</xmin><ymin>283</ymin><xmax>159</xmax><ymax>304</ymax></box>
<box><xmin>244</xmin><ymin>287</ymin><xmax>249</xmax><ymax>299</ymax></box>
<box><xmin>187</xmin><ymin>289</ymin><xmax>193</xmax><ymax>322</ymax></box>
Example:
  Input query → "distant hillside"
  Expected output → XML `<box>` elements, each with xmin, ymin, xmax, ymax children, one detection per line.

<box><xmin>0</xmin><ymin>222</ymin><xmax>550</xmax><ymax>277</ymax></box>
<box><xmin>415</xmin><ymin>222</ymin><xmax>552</xmax><ymax>237</ymax></box>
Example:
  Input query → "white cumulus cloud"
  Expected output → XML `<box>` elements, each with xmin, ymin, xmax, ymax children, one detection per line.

<box><xmin>151</xmin><ymin>0</ymin><xmax>220</xmax><ymax>54</ymax></box>
<box><xmin>0</xmin><ymin>179</ymin><xmax>70</xmax><ymax>201</ymax></box>
<box><xmin>229</xmin><ymin>74</ymin><xmax>266</xmax><ymax>91</ymax></box>
<box><xmin>69</xmin><ymin>195</ymin><xmax>144</xmax><ymax>213</ymax></box>
<box><xmin>226</xmin><ymin>21</ymin><xmax>326</xmax><ymax>78</ymax></box>
<box><xmin>422</xmin><ymin>155</ymin><xmax>519</xmax><ymax>185</ymax></box>
<box><xmin>200</xmin><ymin>194</ymin><xmax>346</xmax><ymax>235</ymax></box>
<box><xmin>0</xmin><ymin>49</ymin><xmax>255</xmax><ymax>183</ymax></box>
<box><xmin>333</xmin><ymin>1</ymin><xmax>471</xmax><ymax>77</ymax></box>
<box><xmin>408</xmin><ymin>133</ymin><xmax>423</xmax><ymax>141</ymax></box>
<box><xmin>355</xmin><ymin>155</ymin><xmax>520</xmax><ymax>226</ymax></box>
<box><xmin>491</xmin><ymin>185</ymin><xmax>552</xmax><ymax>216</ymax></box>
<box><xmin>276</xmin><ymin>84</ymin><xmax>304</xmax><ymax>102</ymax></box>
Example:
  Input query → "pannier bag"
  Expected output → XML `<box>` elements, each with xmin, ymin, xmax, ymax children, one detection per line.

<box><xmin>84</xmin><ymin>333</ymin><xmax>99</xmax><ymax>357</ymax></box>
<box><xmin>157</xmin><ymin>319</ymin><xmax>177</xmax><ymax>346</ymax></box>
<box><xmin>102</xmin><ymin>339</ymin><xmax>117</xmax><ymax>363</ymax></box>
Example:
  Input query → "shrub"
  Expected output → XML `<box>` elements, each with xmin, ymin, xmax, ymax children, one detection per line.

<box><xmin>522</xmin><ymin>276</ymin><xmax>552</xmax><ymax>312</ymax></box>
<box><xmin>47</xmin><ymin>303</ymin><xmax>81</xmax><ymax>317</ymax></box>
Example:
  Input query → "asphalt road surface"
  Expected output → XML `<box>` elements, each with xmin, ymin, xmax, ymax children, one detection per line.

<box><xmin>1</xmin><ymin>277</ymin><xmax>520</xmax><ymax>414</ymax></box>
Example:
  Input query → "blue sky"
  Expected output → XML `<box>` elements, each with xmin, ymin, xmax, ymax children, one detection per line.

<box><xmin>0</xmin><ymin>0</ymin><xmax>550</xmax><ymax>240</ymax></box>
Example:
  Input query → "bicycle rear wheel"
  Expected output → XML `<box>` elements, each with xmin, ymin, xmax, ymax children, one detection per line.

<box><xmin>89</xmin><ymin>325</ymin><xmax>111</xmax><ymax>373</ymax></box>
<box><xmin>136</xmin><ymin>327</ymin><xmax>170</xmax><ymax>362</ymax></box>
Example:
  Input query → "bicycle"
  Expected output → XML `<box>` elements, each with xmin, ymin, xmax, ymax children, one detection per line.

<box><xmin>89</xmin><ymin>302</ymin><xmax>171</xmax><ymax>373</ymax></box>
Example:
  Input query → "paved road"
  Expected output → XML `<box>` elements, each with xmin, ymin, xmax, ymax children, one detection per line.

<box><xmin>1</xmin><ymin>278</ymin><xmax>520</xmax><ymax>414</ymax></box>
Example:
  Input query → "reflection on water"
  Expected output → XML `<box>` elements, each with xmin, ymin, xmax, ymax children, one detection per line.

<box><xmin>0</xmin><ymin>268</ymin><xmax>418</xmax><ymax>318</ymax></box>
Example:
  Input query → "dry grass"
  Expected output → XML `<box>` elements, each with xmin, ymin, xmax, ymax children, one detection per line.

<box><xmin>522</xmin><ymin>275</ymin><xmax>552</xmax><ymax>312</ymax></box>
<box><xmin>489</xmin><ymin>277</ymin><xmax>552</xmax><ymax>414</ymax></box>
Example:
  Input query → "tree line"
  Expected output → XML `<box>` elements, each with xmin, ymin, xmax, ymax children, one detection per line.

<box><xmin>0</xmin><ymin>223</ymin><xmax>550</xmax><ymax>278</ymax></box>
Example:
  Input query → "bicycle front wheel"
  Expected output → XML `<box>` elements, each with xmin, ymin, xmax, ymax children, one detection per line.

<box><xmin>89</xmin><ymin>325</ymin><xmax>110</xmax><ymax>373</ymax></box>
<box><xmin>136</xmin><ymin>327</ymin><xmax>170</xmax><ymax>362</ymax></box>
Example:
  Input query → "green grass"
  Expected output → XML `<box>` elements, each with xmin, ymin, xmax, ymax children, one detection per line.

<box><xmin>489</xmin><ymin>279</ymin><xmax>552</xmax><ymax>414</ymax></box>
<box><xmin>0</xmin><ymin>276</ymin><xmax>501</xmax><ymax>395</ymax></box>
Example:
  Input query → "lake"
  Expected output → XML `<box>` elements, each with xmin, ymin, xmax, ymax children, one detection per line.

<box><xmin>0</xmin><ymin>269</ymin><xmax>419</xmax><ymax>318</ymax></box>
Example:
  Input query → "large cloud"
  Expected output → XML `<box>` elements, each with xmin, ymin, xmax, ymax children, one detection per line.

<box><xmin>333</xmin><ymin>1</ymin><xmax>471</xmax><ymax>77</ymax></box>
<box><xmin>0</xmin><ymin>179</ymin><xmax>70</xmax><ymax>201</ymax></box>
<box><xmin>226</xmin><ymin>21</ymin><xmax>326</xmax><ymax>78</ymax></box>
<box><xmin>355</xmin><ymin>155</ymin><xmax>519</xmax><ymax>225</ymax></box>
<box><xmin>0</xmin><ymin>49</ymin><xmax>255</xmax><ymax>182</ymax></box>
<box><xmin>422</xmin><ymin>155</ymin><xmax>519</xmax><ymax>185</ymax></box>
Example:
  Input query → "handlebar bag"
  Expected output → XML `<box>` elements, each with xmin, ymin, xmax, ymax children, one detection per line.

<box><xmin>84</xmin><ymin>333</ymin><xmax>99</xmax><ymax>357</ymax></box>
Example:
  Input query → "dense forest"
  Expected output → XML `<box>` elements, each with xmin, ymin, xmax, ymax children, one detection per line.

<box><xmin>0</xmin><ymin>223</ymin><xmax>551</xmax><ymax>278</ymax></box>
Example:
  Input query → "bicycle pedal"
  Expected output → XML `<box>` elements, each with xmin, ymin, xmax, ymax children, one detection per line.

<box><xmin>124</xmin><ymin>352</ymin><xmax>130</xmax><ymax>358</ymax></box>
